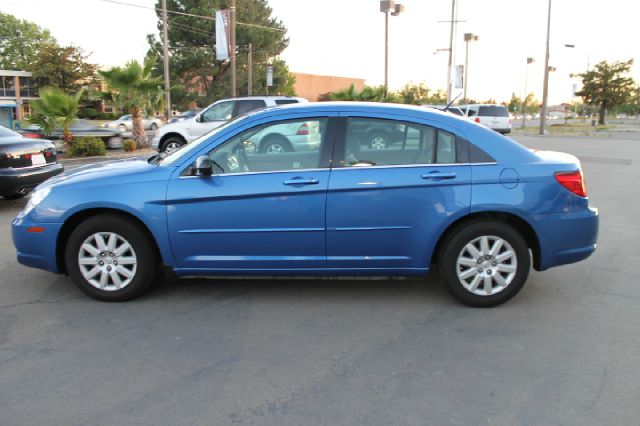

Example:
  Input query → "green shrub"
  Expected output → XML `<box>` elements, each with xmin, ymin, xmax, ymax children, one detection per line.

<box><xmin>85</xmin><ymin>107</ymin><xmax>98</xmax><ymax>119</ymax></box>
<box><xmin>123</xmin><ymin>139</ymin><xmax>136</xmax><ymax>152</ymax></box>
<box><xmin>67</xmin><ymin>137</ymin><xmax>107</xmax><ymax>157</ymax></box>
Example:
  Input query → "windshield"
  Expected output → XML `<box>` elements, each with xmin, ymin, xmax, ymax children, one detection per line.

<box><xmin>159</xmin><ymin>115</ymin><xmax>249</xmax><ymax>166</ymax></box>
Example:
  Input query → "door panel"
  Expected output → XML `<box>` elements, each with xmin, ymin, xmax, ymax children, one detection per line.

<box><xmin>167</xmin><ymin>171</ymin><xmax>329</xmax><ymax>271</ymax></box>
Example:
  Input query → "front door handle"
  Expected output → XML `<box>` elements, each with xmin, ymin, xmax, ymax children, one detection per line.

<box><xmin>421</xmin><ymin>171</ymin><xmax>457</xmax><ymax>180</ymax></box>
<box><xmin>283</xmin><ymin>178</ymin><xmax>320</xmax><ymax>186</ymax></box>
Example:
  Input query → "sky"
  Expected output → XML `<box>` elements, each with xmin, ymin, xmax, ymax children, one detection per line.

<box><xmin>1</xmin><ymin>0</ymin><xmax>639</xmax><ymax>105</ymax></box>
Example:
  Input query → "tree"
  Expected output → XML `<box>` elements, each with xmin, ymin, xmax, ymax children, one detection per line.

<box><xmin>29</xmin><ymin>44</ymin><xmax>98</xmax><ymax>94</ymax></box>
<box><xmin>0</xmin><ymin>12</ymin><xmax>56</xmax><ymax>69</ymax></box>
<box><xmin>99</xmin><ymin>59</ymin><xmax>164</xmax><ymax>148</ymax></box>
<box><xmin>576</xmin><ymin>59</ymin><xmax>636</xmax><ymax>125</ymax></box>
<box><xmin>398</xmin><ymin>82</ymin><xmax>446</xmax><ymax>105</ymax></box>
<box><xmin>29</xmin><ymin>87</ymin><xmax>83</xmax><ymax>146</ymax></box>
<box><xmin>146</xmin><ymin>0</ymin><xmax>294</xmax><ymax>110</ymax></box>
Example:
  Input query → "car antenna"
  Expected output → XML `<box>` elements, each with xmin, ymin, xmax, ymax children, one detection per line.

<box><xmin>444</xmin><ymin>93</ymin><xmax>462</xmax><ymax>112</ymax></box>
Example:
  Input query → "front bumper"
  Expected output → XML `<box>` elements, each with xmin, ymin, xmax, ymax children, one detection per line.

<box><xmin>0</xmin><ymin>163</ymin><xmax>64</xmax><ymax>196</ymax></box>
<box><xmin>534</xmin><ymin>206</ymin><xmax>599</xmax><ymax>271</ymax></box>
<box><xmin>12</xmin><ymin>213</ymin><xmax>63</xmax><ymax>273</ymax></box>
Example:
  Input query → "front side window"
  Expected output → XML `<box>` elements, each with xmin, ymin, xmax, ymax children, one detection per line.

<box><xmin>199</xmin><ymin>118</ymin><xmax>328</xmax><ymax>175</ymax></box>
<box><xmin>202</xmin><ymin>101</ymin><xmax>233</xmax><ymax>122</ymax></box>
<box><xmin>341</xmin><ymin>118</ymin><xmax>460</xmax><ymax>167</ymax></box>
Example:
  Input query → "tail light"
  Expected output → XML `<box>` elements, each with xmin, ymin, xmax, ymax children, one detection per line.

<box><xmin>474</xmin><ymin>117</ymin><xmax>481</xmax><ymax>124</ymax></box>
<box><xmin>509</xmin><ymin>119</ymin><xmax>512</xmax><ymax>125</ymax></box>
<box><xmin>296</xmin><ymin>123</ymin><xmax>309</xmax><ymax>135</ymax></box>
<box><xmin>555</xmin><ymin>171</ymin><xmax>587</xmax><ymax>197</ymax></box>
<box><xmin>22</xmin><ymin>133</ymin><xmax>41</xmax><ymax>139</ymax></box>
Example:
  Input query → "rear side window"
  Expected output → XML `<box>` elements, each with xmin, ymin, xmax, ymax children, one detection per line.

<box><xmin>234</xmin><ymin>99</ymin><xmax>267</xmax><ymax>116</ymax></box>
<box><xmin>340</xmin><ymin>118</ymin><xmax>464</xmax><ymax>167</ymax></box>
<box><xmin>275</xmin><ymin>99</ymin><xmax>299</xmax><ymax>105</ymax></box>
<box><xmin>478</xmin><ymin>106</ymin><xmax>508</xmax><ymax>117</ymax></box>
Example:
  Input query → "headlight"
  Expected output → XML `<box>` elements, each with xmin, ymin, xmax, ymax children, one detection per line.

<box><xmin>21</xmin><ymin>186</ymin><xmax>51</xmax><ymax>216</ymax></box>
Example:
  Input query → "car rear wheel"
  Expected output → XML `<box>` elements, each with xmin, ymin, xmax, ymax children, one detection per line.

<box><xmin>261</xmin><ymin>135</ymin><xmax>292</xmax><ymax>154</ymax></box>
<box><xmin>439</xmin><ymin>221</ymin><xmax>530</xmax><ymax>307</ymax></box>
<box><xmin>369</xmin><ymin>134</ymin><xmax>388</xmax><ymax>150</ymax></box>
<box><xmin>65</xmin><ymin>214</ymin><xmax>157</xmax><ymax>301</ymax></box>
<box><xmin>161</xmin><ymin>137</ymin><xmax>185</xmax><ymax>153</ymax></box>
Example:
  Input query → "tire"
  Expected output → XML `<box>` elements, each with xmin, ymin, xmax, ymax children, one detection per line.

<box><xmin>64</xmin><ymin>214</ymin><xmax>158</xmax><ymax>301</ymax></box>
<box><xmin>160</xmin><ymin>136</ymin><xmax>185</xmax><ymax>153</ymax></box>
<box><xmin>150</xmin><ymin>123</ymin><xmax>158</xmax><ymax>131</ymax></box>
<box><xmin>369</xmin><ymin>133</ymin><xmax>388</xmax><ymax>150</ymax></box>
<box><xmin>2</xmin><ymin>192</ymin><xmax>27</xmax><ymax>200</ymax></box>
<box><xmin>439</xmin><ymin>220</ymin><xmax>530</xmax><ymax>307</ymax></box>
<box><xmin>260</xmin><ymin>135</ymin><xmax>292</xmax><ymax>154</ymax></box>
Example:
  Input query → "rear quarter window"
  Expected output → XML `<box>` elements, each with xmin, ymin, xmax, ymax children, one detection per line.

<box><xmin>275</xmin><ymin>99</ymin><xmax>299</xmax><ymax>105</ymax></box>
<box><xmin>478</xmin><ymin>106</ymin><xmax>509</xmax><ymax>117</ymax></box>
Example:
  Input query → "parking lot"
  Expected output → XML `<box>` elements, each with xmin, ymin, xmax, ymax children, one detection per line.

<box><xmin>1</xmin><ymin>132</ymin><xmax>639</xmax><ymax>425</ymax></box>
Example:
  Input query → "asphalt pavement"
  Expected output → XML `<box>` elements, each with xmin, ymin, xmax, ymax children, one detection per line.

<box><xmin>1</xmin><ymin>133</ymin><xmax>639</xmax><ymax>425</ymax></box>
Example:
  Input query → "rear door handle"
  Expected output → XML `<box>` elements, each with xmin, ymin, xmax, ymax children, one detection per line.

<box><xmin>283</xmin><ymin>178</ymin><xmax>320</xmax><ymax>186</ymax></box>
<box><xmin>421</xmin><ymin>172</ymin><xmax>457</xmax><ymax>180</ymax></box>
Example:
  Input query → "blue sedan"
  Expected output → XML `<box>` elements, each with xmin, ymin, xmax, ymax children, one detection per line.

<box><xmin>11</xmin><ymin>103</ymin><xmax>598</xmax><ymax>306</ymax></box>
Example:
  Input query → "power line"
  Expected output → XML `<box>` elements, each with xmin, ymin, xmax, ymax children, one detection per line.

<box><xmin>94</xmin><ymin>0</ymin><xmax>285</xmax><ymax>32</ymax></box>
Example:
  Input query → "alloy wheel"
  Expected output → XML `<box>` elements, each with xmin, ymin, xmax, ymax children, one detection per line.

<box><xmin>77</xmin><ymin>232</ymin><xmax>138</xmax><ymax>291</ymax></box>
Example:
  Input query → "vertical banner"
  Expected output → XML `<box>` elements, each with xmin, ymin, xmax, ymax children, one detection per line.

<box><xmin>455</xmin><ymin>65</ymin><xmax>464</xmax><ymax>89</ymax></box>
<box><xmin>215</xmin><ymin>9</ymin><xmax>231</xmax><ymax>61</ymax></box>
<box><xmin>266</xmin><ymin>63</ymin><xmax>274</xmax><ymax>87</ymax></box>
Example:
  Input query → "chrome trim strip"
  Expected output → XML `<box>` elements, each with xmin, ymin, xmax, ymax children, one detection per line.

<box><xmin>179</xmin><ymin>227</ymin><xmax>324</xmax><ymax>234</ymax></box>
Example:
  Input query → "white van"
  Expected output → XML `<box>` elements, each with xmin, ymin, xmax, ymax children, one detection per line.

<box><xmin>461</xmin><ymin>104</ymin><xmax>512</xmax><ymax>134</ymax></box>
<box><xmin>151</xmin><ymin>96</ymin><xmax>307</xmax><ymax>152</ymax></box>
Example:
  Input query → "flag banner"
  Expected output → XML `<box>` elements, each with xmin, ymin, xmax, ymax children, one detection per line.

<box><xmin>455</xmin><ymin>65</ymin><xmax>464</xmax><ymax>89</ymax></box>
<box><xmin>215</xmin><ymin>9</ymin><xmax>231</xmax><ymax>61</ymax></box>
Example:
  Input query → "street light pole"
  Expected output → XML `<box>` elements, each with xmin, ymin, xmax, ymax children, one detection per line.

<box><xmin>462</xmin><ymin>33</ymin><xmax>478</xmax><ymax>103</ymax></box>
<box><xmin>161</xmin><ymin>0</ymin><xmax>171</xmax><ymax>120</ymax></box>
<box><xmin>230</xmin><ymin>0</ymin><xmax>237</xmax><ymax>97</ymax></box>
<box><xmin>539</xmin><ymin>0</ymin><xmax>552</xmax><ymax>135</ymax></box>
<box><xmin>521</xmin><ymin>57</ymin><xmax>534</xmax><ymax>128</ymax></box>
<box><xmin>446</xmin><ymin>0</ymin><xmax>457</xmax><ymax>103</ymax></box>
<box><xmin>380</xmin><ymin>1</ymin><xmax>404</xmax><ymax>101</ymax></box>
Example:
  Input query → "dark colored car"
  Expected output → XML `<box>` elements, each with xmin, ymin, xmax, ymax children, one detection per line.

<box><xmin>0</xmin><ymin>125</ymin><xmax>63</xmax><ymax>199</ymax></box>
<box><xmin>19</xmin><ymin>120</ymin><xmax>124</xmax><ymax>150</ymax></box>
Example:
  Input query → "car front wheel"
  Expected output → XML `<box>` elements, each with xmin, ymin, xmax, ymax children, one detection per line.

<box><xmin>161</xmin><ymin>137</ymin><xmax>185</xmax><ymax>153</ymax></box>
<box><xmin>439</xmin><ymin>221</ymin><xmax>530</xmax><ymax>307</ymax></box>
<box><xmin>65</xmin><ymin>214</ymin><xmax>157</xmax><ymax>301</ymax></box>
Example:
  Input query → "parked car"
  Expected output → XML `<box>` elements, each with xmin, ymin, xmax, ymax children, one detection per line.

<box><xmin>103</xmin><ymin>114</ymin><xmax>163</xmax><ymax>132</ymax></box>
<box><xmin>168</xmin><ymin>109</ymin><xmax>202</xmax><ymax>123</ymax></box>
<box><xmin>242</xmin><ymin>120</ymin><xmax>322</xmax><ymax>154</ymax></box>
<box><xmin>460</xmin><ymin>104</ymin><xmax>512</xmax><ymax>134</ymax></box>
<box><xmin>12</xmin><ymin>102</ymin><xmax>598</xmax><ymax>306</ymax></box>
<box><xmin>1</xmin><ymin>125</ymin><xmax>63</xmax><ymax>199</ymax></box>
<box><xmin>19</xmin><ymin>120</ymin><xmax>124</xmax><ymax>150</ymax></box>
<box><xmin>151</xmin><ymin>96</ymin><xmax>307</xmax><ymax>153</ymax></box>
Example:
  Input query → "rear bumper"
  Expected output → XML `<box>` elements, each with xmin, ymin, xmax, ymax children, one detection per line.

<box><xmin>0</xmin><ymin>163</ymin><xmax>64</xmax><ymax>196</ymax></box>
<box><xmin>534</xmin><ymin>207</ymin><xmax>599</xmax><ymax>271</ymax></box>
<box><xmin>12</xmin><ymin>213</ymin><xmax>62</xmax><ymax>273</ymax></box>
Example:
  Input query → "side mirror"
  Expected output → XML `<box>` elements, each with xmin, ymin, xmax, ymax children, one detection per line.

<box><xmin>195</xmin><ymin>156</ymin><xmax>213</xmax><ymax>176</ymax></box>
<box><xmin>195</xmin><ymin>114</ymin><xmax>202</xmax><ymax>123</ymax></box>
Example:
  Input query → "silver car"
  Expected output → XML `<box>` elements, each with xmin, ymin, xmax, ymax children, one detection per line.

<box><xmin>242</xmin><ymin>120</ymin><xmax>322</xmax><ymax>154</ymax></box>
<box><xmin>103</xmin><ymin>114</ymin><xmax>163</xmax><ymax>133</ymax></box>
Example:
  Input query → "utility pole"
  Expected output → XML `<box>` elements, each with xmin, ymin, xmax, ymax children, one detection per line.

<box><xmin>539</xmin><ymin>0</ymin><xmax>552</xmax><ymax>135</ymax></box>
<box><xmin>161</xmin><ymin>0</ymin><xmax>171</xmax><ymax>120</ymax></box>
<box><xmin>462</xmin><ymin>33</ymin><xmax>478</xmax><ymax>103</ymax></box>
<box><xmin>446</xmin><ymin>0</ymin><xmax>457</xmax><ymax>103</ymax></box>
<box><xmin>247</xmin><ymin>43</ymin><xmax>253</xmax><ymax>96</ymax></box>
<box><xmin>230</xmin><ymin>0</ymin><xmax>237</xmax><ymax>97</ymax></box>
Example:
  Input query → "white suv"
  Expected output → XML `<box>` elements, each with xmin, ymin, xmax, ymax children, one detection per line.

<box><xmin>151</xmin><ymin>96</ymin><xmax>307</xmax><ymax>152</ymax></box>
<box><xmin>461</xmin><ymin>104</ymin><xmax>512</xmax><ymax>134</ymax></box>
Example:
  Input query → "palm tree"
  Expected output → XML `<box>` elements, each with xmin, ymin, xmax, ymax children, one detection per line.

<box><xmin>99</xmin><ymin>59</ymin><xmax>164</xmax><ymax>147</ymax></box>
<box><xmin>29</xmin><ymin>87</ymin><xmax>83</xmax><ymax>146</ymax></box>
